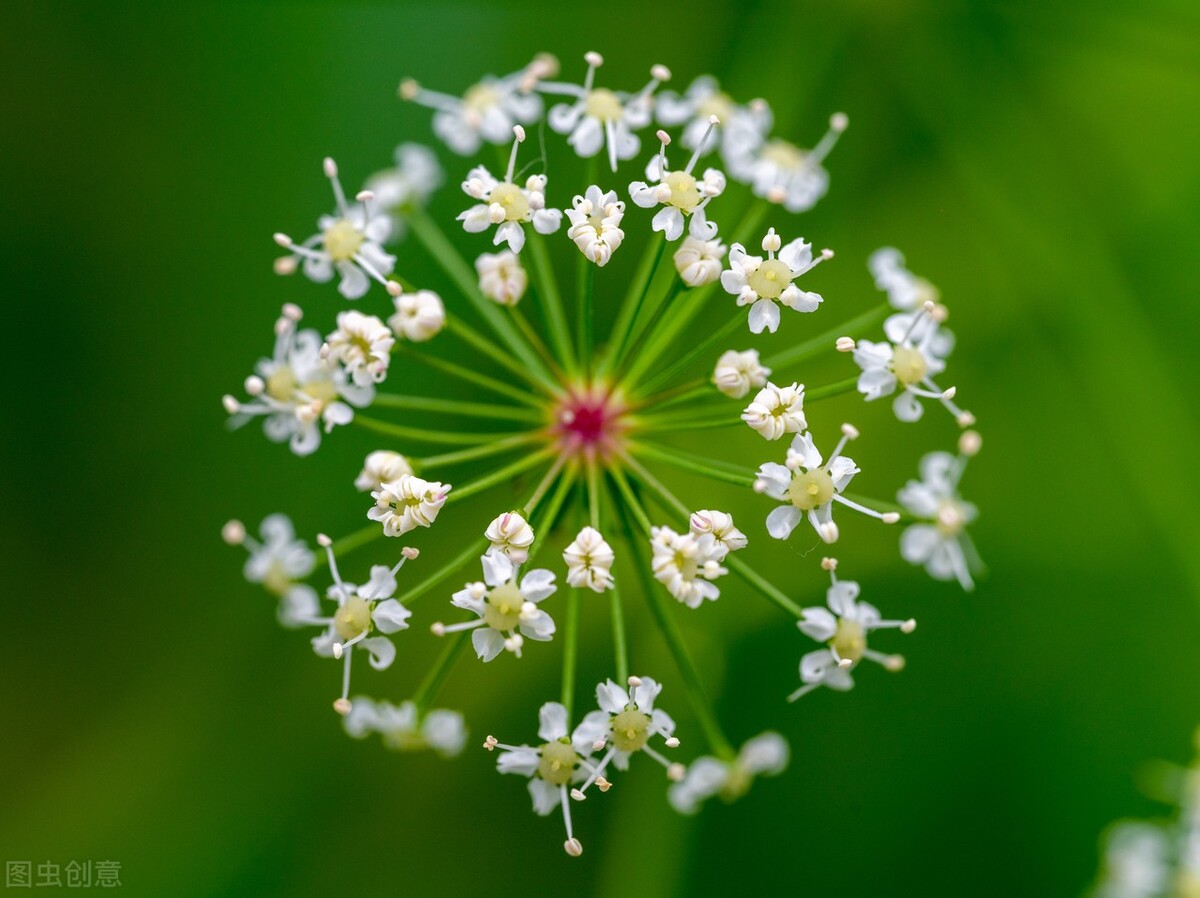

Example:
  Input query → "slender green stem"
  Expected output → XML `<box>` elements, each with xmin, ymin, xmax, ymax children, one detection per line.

<box><xmin>394</xmin><ymin>538</ymin><xmax>487</xmax><ymax>606</ymax></box>
<box><xmin>614</xmin><ymin>480</ymin><xmax>735</xmax><ymax>760</ymax></box>
<box><xmin>636</xmin><ymin>313</ymin><xmax>744</xmax><ymax>397</ymax></box>
<box><xmin>806</xmin><ymin>375</ymin><xmax>861</xmax><ymax>401</ymax></box>
<box><xmin>638</xmin><ymin>380</ymin><xmax>712</xmax><ymax>412</ymax></box>
<box><xmin>396</xmin><ymin>345</ymin><xmax>544</xmax><ymax>408</ymax></box>
<box><xmin>762</xmin><ymin>302</ymin><xmax>890</xmax><ymax>370</ymax></box>
<box><xmin>353</xmin><ymin>414</ymin><xmax>524</xmax><ymax>446</ymax></box>
<box><xmin>618</xmin><ymin>278</ymin><xmax>684</xmax><ymax>371</ymax></box>
<box><xmin>412</xmin><ymin>631</ymin><xmax>469</xmax><ymax>713</ymax></box>
<box><xmin>631</xmin><ymin>441</ymin><xmax>753</xmax><ymax>485</ymax></box>
<box><xmin>586</xmin><ymin>457</ymin><xmax>601</xmax><ymax>529</ymax></box>
<box><xmin>407</xmin><ymin>205</ymin><xmax>555</xmax><ymax>385</ymax></box>
<box><xmin>578</xmin><ymin>262</ymin><xmax>595</xmax><ymax>378</ymax></box>
<box><xmin>415</xmin><ymin>432</ymin><xmax>544</xmax><ymax>469</ymax></box>
<box><xmin>526</xmin><ymin>232</ymin><xmax>577</xmax><ymax>376</ymax></box>
<box><xmin>510</xmin><ymin>305</ymin><xmax>563</xmax><ymax>378</ymax></box>
<box><xmin>599</xmin><ymin>473</ymin><xmax>629</xmax><ymax>684</ymax></box>
<box><xmin>522</xmin><ymin>454</ymin><xmax>567</xmax><ymax>517</ymax></box>
<box><xmin>630</xmin><ymin>414</ymin><xmax>741</xmax><ymax>434</ymax></box>
<box><xmin>598</xmin><ymin>233</ymin><xmax>667</xmax><ymax>377</ymax></box>
<box><xmin>447</xmin><ymin>447</ymin><xmax>556</xmax><ymax>503</ymax></box>
<box><xmin>445</xmin><ymin>316</ymin><xmax>556</xmax><ymax>396</ymax></box>
<box><xmin>609</xmin><ymin>465</ymin><xmax>652</xmax><ymax>532</ymax></box>
<box><xmin>312</xmin><ymin>523</ymin><xmax>381</xmax><ymax>569</ymax></box>
<box><xmin>620</xmin><ymin>198</ymin><xmax>774</xmax><ymax>390</ymax></box>
<box><xmin>525</xmin><ymin>467</ymin><xmax>577</xmax><ymax>564</ymax></box>
<box><xmin>724</xmin><ymin>555</ymin><xmax>805</xmax><ymax>618</ymax></box>
<box><xmin>373</xmin><ymin>392</ymin><xmax>544</xmax><ymax>424</ymax></box>
<box><xmin>622</xmin><ymin>454</ymin><xmax>805</xmax><ymax>621</ymax></box>
<box><xmin>561</xmin><ymin>589</ymin><xmax>580</xmax><ymax>719</ymax></box>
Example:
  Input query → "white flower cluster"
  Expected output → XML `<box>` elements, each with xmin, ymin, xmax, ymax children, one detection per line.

<box><xmin>487</xmin><ymin>677</ymin><xmax>683</xmax><ymax>855</ymax></box>
<box><xmin>221</xmin><ymin>47</ymin><xmax>988</xmax><ymax>860</ymax></box>
<box><xmin>649</xmin><ymin>509</ymin><xmax>746</xmax><ymax>608</ymax></box>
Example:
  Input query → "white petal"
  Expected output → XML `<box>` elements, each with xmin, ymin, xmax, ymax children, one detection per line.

<box><xmin>362</xmin><ymin>636</ymin><xmax>396</xmax><ymax>670</ymax></box>
<box><xmin>472</xmin><ymin>627</ymin><xmax>505</xmax><ymax>662</ymax></box>
<box><xmin>766</xmin><ymin>505</ymin><xmax>802</xmax><ymax>540</ymax></box>
<box><xmin>538</xmin><ymin>702</ymin><xmax>570</xmax><ymax>741</ymax></box>
<box><xmin>747</xmin><ymin>299</ymin><xmax>779</xmax><ymax>334</ymax></box>
<box><xmin>371</xmin><ymin>599</ymin><xmax>411</xmax><ymax>634</ymax></box>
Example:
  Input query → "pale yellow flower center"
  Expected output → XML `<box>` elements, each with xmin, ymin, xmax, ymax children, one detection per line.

<box><xmin>266</xmin><ymin>367</ymin><xmax>297</xmax><ymax>402</ymax></box>
<box><xmin>488</xmin><ymin>182</ymin><xmax>530</xmax><ymax>221</ymax></box>
<box><xmin>334</xmin><ymin>595</ymin><xmax>373</xmax><ymax>641</ymax></box>
<box><xmin>537</xmin><ymin>739</ymin><xmax>579</xmax><ymax>785</ymax></box>
<box><xmin>463</xmin><ymin>82</ymin><xmax>501</xmax><ymax>114</ymax></box>
<box><xmin>747</xmin><ymin>259</ymin><xmax>794</xmax><ymax>300</ymax></box>
<box><xmin>610</xmin><ymin>708</ymin><xmax>651</xmax><ymax>753</ymax></box>
<box><xmin>665</xmin><ymin>170</ymin><xmax>701</xmax><ymax>212</ymax></box>
<box><xmin>760</xmin><ymin>138</ymin><xmax>807</xmax><ymax>170</ymax></box>
<box><xmin>935</xmin><ymin>501</ymin><xmax>966</xmax><ymax>537</ymax></box>
<box><xmin>788</xmin><ymin>469</ymin><xmax>835</xmax><ymax>511</ymax></box>
<box><xmin>585</xmin><ymin>88</ymin><xmax>623</xmax><ymax>122</ymax></box>
<box><xmin>698</xmin><ymin>92</ymin><xmax>735</xmax><ymax>122</ymax></box>
<box><xmin>322</xmin><ymin>219</ymin><xmax>364</xmax><ymax>262</ymax></box>
<box><xmin>483</xmin><ymin>581</ymin><xmax>524</xmax><ymax>631</ymax></box>
<box><xmin>832</xmin><ymin>618</ymin><xmax>866</xmax><ymax>663</ymax></box>
<box><xmin>892</xmin><ymin>346</ymin><xmax>928</xmax><ymax>387</ymax></box>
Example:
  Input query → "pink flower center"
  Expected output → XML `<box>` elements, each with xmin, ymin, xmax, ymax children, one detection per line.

<box><xmin>553</xmin><ymin>385</ymin><xmax>627</xmax><ymax>459</ymax></box>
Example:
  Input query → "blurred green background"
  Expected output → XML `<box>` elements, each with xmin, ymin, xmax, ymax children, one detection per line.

<box><xmin>5</xmin><ymin>0</ymin><xmax>1200</xmax><ymax>895</ymax></box>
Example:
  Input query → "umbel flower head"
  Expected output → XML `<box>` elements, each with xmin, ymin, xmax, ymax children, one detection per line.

<box><xmin>222</xmin><ymin>47</ymin><xmax>986</xmax><ymax>857</ymax></box>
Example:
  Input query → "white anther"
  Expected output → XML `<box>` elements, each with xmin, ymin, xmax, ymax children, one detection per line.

<box><xmin>656</xmin><ymin>129</ymin><xmax>671</xmax><ymax>145</ymax></box>
<box><xmin>753</xmin><ymin>479</ymin><xmax>768</xmax><ymax>494</ymax></box>
<box><xmin>221</xmin><ymin>520</ymin><xmax>246</xmax><ymax>545</ymax></box>
<box><xmin>483</xmin><ymin>735</ymin><xmax>498</xmax><ymax>751</ymax></box>
<box><xmin>430</xmin><ymin>622</ymin><xmax>446</xmax><ymax>636</ymax></box>
<box><xmin>627</xmin><ymin>675</ymin><xmax>643</xmax><ymax>687</ymax></box>
<box><xmin>821</xmin><ymin>557</ymin><xmax>838</xmax><ymax>571</ymax></box>
<box><xmin>584</xmin><ymin>51</ymin><xmax>604</xmax><ymax>67</ymax></box>
<box><xmin>402</xmin><ymin>546</ymin><xmax>420</xmax><ymax>560</ymax></box>
<box><xmin>882</xmin><ymin>512</ymin><xmax>901</xmax><ymax>524</ymax></box>
<box><xmin>316</xmin><ymin>533</ymin><xmax>332</xmax><ymax>547</ymax></box>
<box><xmin>841</xmin><ymin>423</ymin><xmax>860</xmax><ymax>440</ymax></box>
<box><xmin>941</xmin><ymin>386</ymin><xmax>957</xmax><ymax>400</ymax></box>
<box><xmin>922</xmin><ymin>300</ymin><xmax>937</xmax><ymax>314</ymax></box>
<box><xmin>398</xmin><ymin>79</ymin><xmax>418</xmax><ymax>100</ymax></box>
<box><xmin>884</xmin><ymin>655</ymin><xmax>906</xmax><ymax>672</ymax></box>
<box><xmin>273</xmin><ymin>232</ymin><xmax>294</xmax><ymax>248</ymax></box>
<box><xmin>708</xmin><ymin>114</ymin><xmax>720</xmax><ymax>126</ymax></box>
<box><xmin>244</xmin><ymin>375</ymin><xmax>264</xmax><ymax>396</ymax></box>
<box><xmin>570</xmin><ymin>789</ymin><xmax>586</xmax><ymax>802</ymax></box>
<box><xmin>596</xmin><ymin>777</ymin><xmax>612</xmax><ymax>792</ymax></box>
<box><xmin>281</xmin><ymin>303</ymin><xmax>303</xmax><ymax>321</ymax></box>
<box><xmin>273</xmin><ymin>256</ymin><xmax>297</xmax><ymax>275</ymax></box>
<box><xmin>665</xmin><ymin>736</ymin><xmax>680</xmax><ymax>748</ymax></box>
<box><xmin>564</xmin><ymin>838</ymin><xmax>583</xmax><ymax>857</ymax></box>
<box><xmin>667</xmin><ymin>763</ymin><xmax>686</xmax><ymax>782</ymax></box>
<box><xmin>332</xmin><ymin>643</ymin><xmax>344</xmax><ymax>660</ymax></box>
<box><xmin>820</xmin><ymin>248</ymin><xmax>835</xmax><ymax>260</ymax></box>
<box><xmin>323</xmin><ymin>157</ymin><xmax>338</xmax><ymax>178</ymax></box>
<box><xmin>959</xmin><ymin>430</ymin><xmax>982</xmax><ymax>456</ymax></box>
<box><xmin>651</xmin><ymin>64</ymin><xmax>671</xmax><ymax>81</ymax></box>
<box><xmin>835</xmin><ymin>336</ymin><xmax>856</xmax><ymax>352</ymax></box>
<box><xmin>766</xmin><ymin>186</ymin><xmax>787</xmax><ymax>204</ymax></box>
<box><xmin>830</xmin><ymin>112</ymin><xmax>849</xmax><ymax>132</ymax></box>
<box><xmin>819</xmin><ymin>522</ymin><xmax>840</xmax><ymax>544</ymax></box>
<box><xmin>592</xmin><ymin>739</ymin><xmax>606</xmax><ymax>752</ymax></box>
<box><xmin>837</xmin><ymin>657</ymin><xmax>853</xmax><ymax>669</ymax></box>
<box><xmin>385</xmin><ymin>280</ymin><xmax>403</xmax><ymax>297</ymax></box>
<box><xmin>356</xmin><ymin>189</ymin><xmax>374</xmax><ymax>203</ymax></box>
<box><xmin>931</xmin><ymin>303</ymin><xmax>949</xmax><ymax>323</ymax></box>
<box><xmin>504</xmin><ymin>634</ymin><xmax>524</xmax><ymax>653</ymax></box>
<box><xmin>318</xmin><ymin>342</ymin><xmax>331</xmax><ymax>360</ymax></box>
<box><xmin>513</xmin><ymin>124</ymin><xmax>525</xmax><ymax>142</ymax></box>
<box><xmin>222</xmin><ymin>395</ymin><xmax>240</xmax><ymax>414</ymax></box>
<box><xmin>333</xmin><ymin>698</ymin><xmax>352</xmax><ymax>716</ymax></box>
<box><xmin>761</xmin><ymin>228</ymin><xmax>781</xmax><ymax>253</ymax></box>
<box><xmin>901</xmin><ymin>619</ymin><xmax>917</xmax><ymax>634</ymax></box>
<box><xmin>957</xmin><ymin>411</ymin><xmax>977</xmax><ymax>428</ymax></box>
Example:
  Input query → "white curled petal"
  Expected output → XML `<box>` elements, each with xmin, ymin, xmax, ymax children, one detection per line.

<box><xmin>361</xmin><ymin>636</ymin><xmax>396</xmax><ymax>670</ymax></box>
<box><xmin>538</xmin><ymin>702</ymin><xmax>570</xmax><ymax>741</ymax></box>
<box><xmin>766</xmin><ymin>505</ymin><xmax>802</xmax><ymax>540</ymax></box>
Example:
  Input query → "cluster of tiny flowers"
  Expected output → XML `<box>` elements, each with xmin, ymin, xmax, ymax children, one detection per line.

<box><xmin>221</xmin><ymin>49</ymin><xmax>986</xmax><ymax>857</ymax></box>
<box><xmin>1090</xmin><ymin>729</ymin><xmax>1200</xmax><ymax>898</ymax></box>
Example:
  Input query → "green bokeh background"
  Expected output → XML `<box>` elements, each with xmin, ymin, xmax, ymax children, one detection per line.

<box><xmin>5</xmin><ymin>1</ymin><xmax>1200</xmax><ymax>895</ymax></box>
